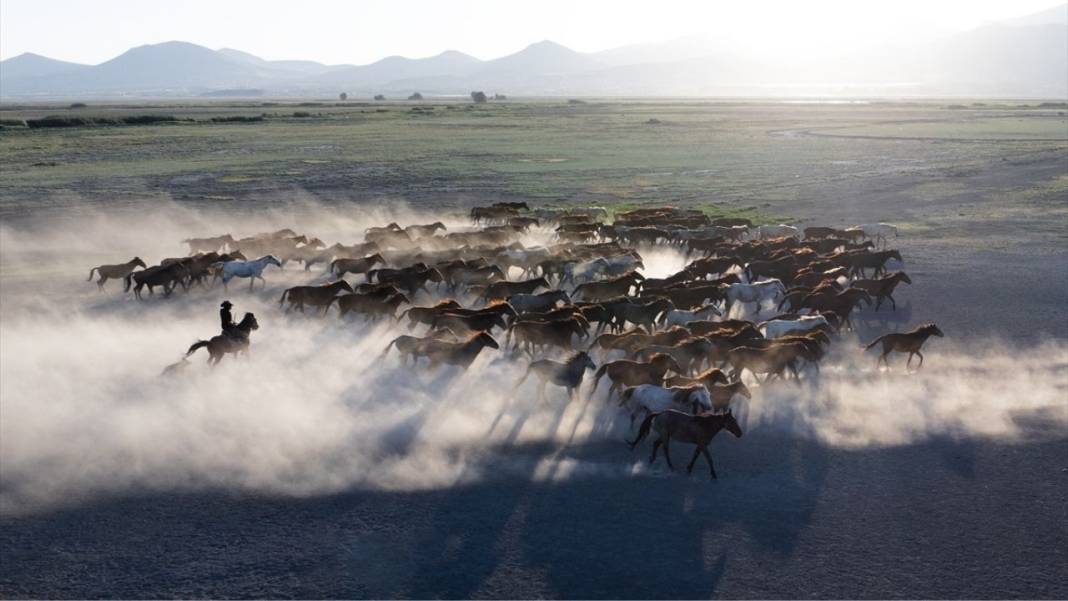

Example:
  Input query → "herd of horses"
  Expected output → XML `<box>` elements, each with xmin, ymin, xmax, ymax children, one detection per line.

<box><xmin>90</xmin><ymin>202</ymin><xmax>942</xmax><ymax>479</ymax></box>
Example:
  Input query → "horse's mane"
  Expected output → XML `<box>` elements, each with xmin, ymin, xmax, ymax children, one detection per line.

<box><xmin>910</xmin><ymin>323</ymin><xmax>938</xmax><ymax>334</ymax></box>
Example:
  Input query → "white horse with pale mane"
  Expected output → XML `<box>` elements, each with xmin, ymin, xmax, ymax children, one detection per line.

<box><xmin>620</xmin><ymin>384</ymin><xmax>713</xmax><ymax>428</ymax></box>
<box><xmin>854</xmin><ymin>223</ymin><xmax>898</xmax><ymax>248</ymax></box>
<box><xmin>761</xmin><ymin>314</ymin><xmax>829</xmax><ymax>339</ymax></box>
<box><xmin>659</xmin><ymin>304</ymin><xmax>722</xmax><ymax>328</ymax></box>
<box><xmin>725</xmin><ymin>279</ymin><xmax>786</xmax><ymax>314</ymax></box>
<box><xmin>215</xmin><ymin>254</ymin><xmax>282</xmax><ymax>291</ymax></box>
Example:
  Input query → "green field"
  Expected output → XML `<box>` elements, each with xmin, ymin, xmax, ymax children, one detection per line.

<box><xmin>1</xmin><ymin>100</ymin><xmax>1065</xmax><ymax>225</ymax></box>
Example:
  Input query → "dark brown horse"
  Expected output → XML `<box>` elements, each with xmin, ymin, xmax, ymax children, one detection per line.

<box><xmin>185</xmin><ymin>313</ymin><xmax>259</xmax><ymax>365</ymax></box>
<box><xmin>865</xmin><ymin>323</ymin><xmax>943</xmax><ymax>370</ymax></box>
<box><xmin>628</xmin><ymin>409</ymin><xmax>743</xmax><ymax>479</ymax></box>
<box><xmin>591</xmin><ymin>353</ymin><xmax>682</xmax><ymax>401</ymax></box>
<box><xmin>279</xmin><ymin>280</ymin><xmax>354</xmax><ymax>314</ymax></box>
<box><xmin>852</xmin><ymin>271</ymin><xmax>912</xmax><ymax>311</ymax></box>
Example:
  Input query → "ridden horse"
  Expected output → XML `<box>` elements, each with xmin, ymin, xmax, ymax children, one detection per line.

<box><xmin>628</xmin><ymin>409</ymin><xmax>743</xmax><ymax>479</ymax></box>
<box><xmin>88</xmin><ymin>257</ymin><xmax>146</xmax><ymax>290</ymax></box>
<box><xmin>185</xmin><ymin>313</ymin><xmax>259</xmax><ymax>365</ymax></box>
<box><xmin>217</xmin><ymin>255</ymin><xmax>282</xmax><ymax>291</ymax></box>
<box><xmin>513</xmin><ymin>352</ymin><xmax>598</xmax><ymax>401</ymax></box>
<box><xmin>865</xmin><ymin>323</ymin><xmax>944</xmax><ymax>370</ymax></box>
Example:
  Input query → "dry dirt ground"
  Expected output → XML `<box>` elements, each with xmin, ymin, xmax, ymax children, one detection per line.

<box><xmin>0</xmin><ymin>102</ymin><xmax>1065</xmax><ymax>599</ymax></box>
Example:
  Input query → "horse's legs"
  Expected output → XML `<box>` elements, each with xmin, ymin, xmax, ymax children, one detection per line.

<box><xmin>906</xmin><ymin>352</ymin><xmax>914</xmax><ymax>369</ymax></box>
<box><xmin>649</xmin><ymin>438</ymin><xmax>662</xmax><ymax>465</ymax></box>
<box><xmin>662</xmin><ymin>437</ymin><xmax>674</xmax><ymax>470</ymax></box>
<box><xmin>889</xmin><ymin>295</ymin><xmax>897</xmax><ymax>311</ymax></box>
<box><xmin>915</xmin><ymin>351</ymin><xmax>925</xmax><ymax>369</ymax></box>
<box><xmin>537</xmin><ymin>380</ymin><xmax>547</xmax><ymax>402</ymax></box>
<box><xmin>249</xmin><ymin>278</ymin><xmax>255</xmax><ymax>292</ymax></box>
<box><xmin>702</xmin><ymin>446</ymin><xmax>718</xmax><ymax>479</ymax></box>
<box><xmin>686</xmin><ymin>446</ymin><xmax>702</xmax><ymax>474</ymax></box>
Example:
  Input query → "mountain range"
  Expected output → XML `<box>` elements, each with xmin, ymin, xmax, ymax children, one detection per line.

<box><xmin>2</xmin><ymin>4</ymin><xmax>1065</xmax><ymax>99</ymax></box>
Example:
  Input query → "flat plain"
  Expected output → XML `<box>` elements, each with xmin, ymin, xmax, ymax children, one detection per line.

<box><xmin>1</xmin><ymin>99</ymin><xmax>1066</xmax><ymax>598</ymax></box>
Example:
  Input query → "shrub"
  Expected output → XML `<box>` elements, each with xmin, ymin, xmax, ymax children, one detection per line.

<box><xmin>0</xmin><ymin>119</ymin><xmax>27</xmax><ymax>127</ymax></box>
<box><xmin>470</xmin><ymin>91</ymin><xmax>487</xmax><ymax>103</ymax></box>
<box><xmin>567</xmin><ymin>99</ymin><xmax>586</xmax><ymax>105</ymax></box>
<box><xmin>374</xmin><ymin>94</ymin><xmax>386</xmax><ymax>101</ymax></box>
<box><xmin>120</xmin><ymin>115</ymin><xmax>180</xmax><ymax>125</ymax></box>
<box><xmin>292</xmin><ymin>111</ymin><xmax>312</xmax><ymax>118</ymax></box>
<box><xmin>339</xmin><ymin>92</ymin><xmax>348</xmax><ymax>101</ymax></box>
<box><xmin>209</xmin><ymin>115</ymin><xmax>265</xmax><ymax>123</ymax></box>
<box><xmin>408</xmin><ymin>92</ymin><xmax>423</xmax><ymax>101</ymax></box>
<box><xmin>69</xmin><ymin>102</ymin><xmax>87</xmax><ymax>109</ymax></box>
<box><xmin>494</xmin><ymin>93</ymin><xmax>507</xmax><ymax>100</ymax></box>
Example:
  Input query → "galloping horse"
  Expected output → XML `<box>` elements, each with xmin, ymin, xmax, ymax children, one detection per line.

<box><xmin>628</xmin><ymin>409</ymin><xmax>743</xmax><ymax>479</ymax></box>
<box><xmin>216</xmin><ymin>255</ymin><xmax>282</xmax><ymax>291</ymax></box>
<box><xmin>513</xmin><ymin>351</ymin><xmax>597</xmax><ymax>401</ymax></box>
<box><xmin>185</xmin><ymin>313</ymin><xmax>260</xmax><ymax>365</ymax></box>
<box><xmin>865</xmin><ymin>323</ymin><xmax>943</xmax><ymax>370</ymax></box>
<box><xmin>88</xmin><ymin>257</ymin><xmax>146</xmax><ymax>290</ymax></box>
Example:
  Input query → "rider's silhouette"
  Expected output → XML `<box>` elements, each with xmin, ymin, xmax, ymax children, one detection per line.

<box><xmin>220</xmin><ymin>300</ymin><xmax>236</xmax><ymax>338</ymax></box>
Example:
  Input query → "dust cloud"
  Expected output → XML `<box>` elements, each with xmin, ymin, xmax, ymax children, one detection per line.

<box><xmin>1</xmin><ymin>200</ymin><xmax>1064</xmax><ymax>515</ymax></box>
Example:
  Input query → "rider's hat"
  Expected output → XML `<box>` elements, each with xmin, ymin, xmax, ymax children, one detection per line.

<box><xmin>220</xmin><ymin>300</ymin><xmax>233</xmax><ymax>308</ymax></box>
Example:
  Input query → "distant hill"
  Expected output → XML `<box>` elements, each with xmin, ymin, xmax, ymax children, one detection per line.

<box><xmin>2</xmin><ymin>6</ymin><xmax>1066</xmax><ymax>99</ymax></box>
<box><xmin>0</xmin><ymin>52</ymin><xmax>88</xmax><ymax>80</ymax></box>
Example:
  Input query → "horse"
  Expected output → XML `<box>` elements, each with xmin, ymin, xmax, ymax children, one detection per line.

<box><xmin>853</xmin><ymin>223</ymin><xmax>899</xmax><ymax>248</ymax></box>
<box><xmin>124</xmin><ymin>262</ymin><xmax>188</xmax><ymax>299</ymax></box>
<box><xmin>658</xmin><ymin>304</ymin><xmax>721</xmax><ymax>328</ymax></box>
<box><xmin>182</xmin><ymin>234</ymin><xmax>235</xmax><ymax>254</ymax></box>
<box><xmin>399</xmin><ymin>300</ymin><xmax>464</xmax><ymax>330</ymax></box>
<box><xmin>185</xmin><ymin>313</ymin><xmax>259</xmax><ymax>365</ymax></box>
<box><xmin>840</xmin><ymin>249</ymin><xmax>903</xmax><ymax>279</ymax></box>
<box><xmin>865</xmin><ymin>323</ymin><xmax>943</xmax><ymax>370</ymax></box>
<box><xmin>506</xmin><ymin>317</ymin><xmax>588</xmax><ymax>356</ymax></box>
<box><xmin>480</xmin><ymin>277</ymin><xmax>550</xmax><ymax>303</ymax></box>
<box><xmin>724</xmin><ymin>280</ymin><xmax>786</xmax><ymax>314</ymax></box>
<box><xmin>664</xmin><ymin>367</ymin><xmax>730</xmax><ymax>390</ymax></box>
<box><xmin>420</xmin><ymin>332</ymin><xmax>500</xmax><ymax>369</ymax></box>
<box><xmin>508</xmin><ymin>290</ymin><xmax>570</xmax><ymax>314</ymax></box>
<box><xmin>591</xmin><ymin>353</ymin><xmax>682</xmax><ymax>402</ymax></box>
<box><xmin>620</xmin><ymin>384</ymin><xmax>713</xmax><ymax>428</ymax></box>
<box><xmin>726</xmin><ymin>342</ymin><xmax>807</xmax><ymax>383</ymax></box>
<box><xmin>761</xmin><ymin>315</ymin><xmax>830</xmax><ymax>339</ymax></box>
<box><xmin>513</xmin><ymin>352</ymin><xmax>597</xmax><ymax>401</ymax></box>
<box><xmin>852</xmin><ymin>271</ymin><xmax>912</xmax><ymax>311</ymax></box>
<box><xmin>88</xmin><ymin>257</ymin><xmax>146</xmax><ymax>290</ymax></box>
<box><xmin>628</xmin><ymin>409</ymin><xmax>743</xmax><ymax>479</ymax></box>
<box><xmin>330</xmin><ymin>254</ymin><xmax>386</xmax><ymax>278</ymax></box>
<box><xmin>279</xmin><ymin>280</ymin><xmax>354</xmax><ymax>315</ymax></box>
<box><xmin>635</xmin><ymin>338</ymin><xmax>715</xmax><ymax>375</ymax></box>
<box><xmin>332</xmin><ymin>292</ymin><xmax>410</xmax><ymax>320</ymax></box>
<box><xmin>217</xmin><ymin>255</ymin><xmax>282</xmax><ymax>291</ymax></box>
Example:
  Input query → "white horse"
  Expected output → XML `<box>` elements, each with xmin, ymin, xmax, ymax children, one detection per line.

<box><xmin>216</xmin><ymin>255</ymin><xmax>282</xmax><ymax>291</ymax></box>
<box><xmin>660</xmin><ymin>304</ymin><xmax>722</xmax><ymax>328</ymax></box>
<box><xmin>563</xmin><ymin>258</ymin><xmax>610</xmax><ymax>284</ymax></box>
<box><xmin>854</xmin><ymin>223</ymin><xmax>898</xmax><ymax>248</ymax></box>
<box><xmin>725</xmin><ymin>280</ymin><xmax>786</xmax><ymax>314</ymax></box>
<box><xmin>620</xmin><ymin>384</ymin><xmax>713</xmax><ymax>428</ymax></box>
<box><xmin>761</xmin><ymin>315</ymin><xmax>829</xmax><ymax>339</ymax></box>
<box><xmin>755</xmin><ymin>224</ymin><xmax>800</xmax><ymax>240</ymax></box>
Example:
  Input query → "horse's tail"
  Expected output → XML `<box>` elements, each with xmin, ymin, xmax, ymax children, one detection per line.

<box><xmin>380</xmin><ymin>336</ymin><xmax>401</xmax><ymax>358</ymax></box>
<box><xmin>627</xmin><ymin>411</ymin><xmax>660</xmax><ymax>450</ymax></box>
<box><xmin>87</xmin><ymin>267</ymin><xmax>98</xmax><ymax>282</ymax></box>
<box><xmin>591</xmin><ymin>364</ymin><xmax>608</xmax><ymax>394</ymax></box>
<box><xmin>186</xmin><ymin>340</ymin><xmax>209</xmax><ymax>357</ymax></box>
<box><xmin>123</xmin><ymin>273</ymin><xmax>134</xmax><ymax>292</ymax></box>
<box><xmin>863</xmin><ymin>334</ymin><xmax>887</xmax><ymax>351</ymax></box>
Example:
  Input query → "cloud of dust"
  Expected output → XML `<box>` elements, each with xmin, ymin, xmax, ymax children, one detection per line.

<box><xmin>1</xmin><ymin>200</ymin><xmax>1064</xmax><ymax>515</ymax></box>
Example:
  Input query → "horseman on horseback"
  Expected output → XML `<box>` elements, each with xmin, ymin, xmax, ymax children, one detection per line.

<box><xmin>220</xmin><ymin>300</ymin><xmax>244</xmax><ymax>341</ymax></box>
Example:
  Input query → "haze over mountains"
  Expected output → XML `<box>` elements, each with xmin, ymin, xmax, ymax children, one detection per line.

<box><xmin>2</xmin><ymin>4</ymin><xmax>1065</xmax><ymax>99</ymax></box>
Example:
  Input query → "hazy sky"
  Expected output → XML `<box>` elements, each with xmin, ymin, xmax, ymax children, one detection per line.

<box><xmin>1</xmin><ymin>0</ymin><xmax>1062</xmax><ymax>64</ymax></box>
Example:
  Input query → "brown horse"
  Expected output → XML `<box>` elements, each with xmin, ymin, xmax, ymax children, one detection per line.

<box><xmin>433</xmin><ymin>311</ymin><xmax>509</xmax><ymax>336</ymax></box>
<box><xmin>852</xmin><ymin>271</ymin><xmax>912</xmax><ymax>311</ymax></box>
<box><xmin>591</xmin><ymin>353</ymin><xmax>683</xmax><ymax>401</ymax></box>
<box><xmin>507</xmin><ymin>317</ymin><xmax>588</xmax><ymax>355</ymax></box>
<box><xmin>332</xmin><ymin>292</ymin><xmax>410</xmax><ymax>320</ymax></box>
<box><xmin>726</xmin><ymin>342</ymin><xmax>807</xmax><ymax>383</ymax></box>
<box><xmin>865</xmin><ymin>323</ymin><xmax>944</xmax><ymax>370</ymax></box>
<box><xmin>279</xmin><ymin>280</ymin><xmax>354</xmax><ymax>314</ymax></box>
<box><xmin>88</xmin><ymin>257</ymin><xmax>146</xmax><ymax>290</ymax></box>
<box><xmin>420</xmin><ymin>332</ymin><xmax>500</xmax><ymax>369</ymax></box>
<box><xmin>330</xmin><ymin>253</ymin><xmax>386</xmax><ymax>278</ymax></box>
<box><xmin>628</xmin><ymin>409</ymin><xmax>743</xmax><ymax>479</ymax></box>
<box><xmin>185</xmin><ymin>313</ymin><xmax>259</xmax><ymax>365</ymax></box>
<box><xmin>664</xmin><ymin>366</ymin><xmax>730</xmax><ymax>390</ymax></box>
<box><xmin>399</xmin><ymin>300</ymin><xmax>464</xmax><ymax>330</ymax></box>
